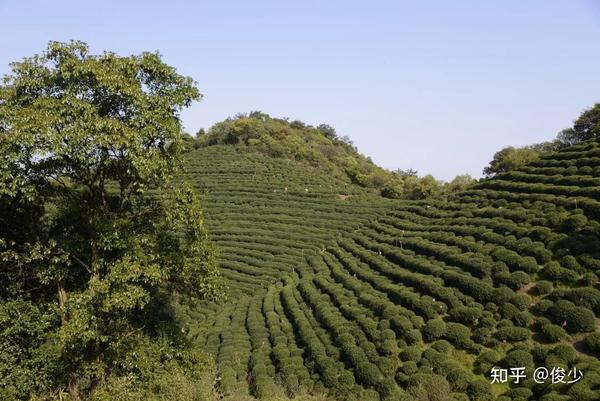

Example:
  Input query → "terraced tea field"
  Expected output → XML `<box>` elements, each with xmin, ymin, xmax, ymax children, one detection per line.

<box><xmin>185</xmin><ymin>142</ymin><xmax>600</xmax><ymax>401</ymax></box>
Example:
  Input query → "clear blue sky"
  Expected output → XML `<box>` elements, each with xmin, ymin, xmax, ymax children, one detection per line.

<box><xmin>2</xmin><ymin>0</ymin><xmax>600</xmax><ymax>180</ymax></box>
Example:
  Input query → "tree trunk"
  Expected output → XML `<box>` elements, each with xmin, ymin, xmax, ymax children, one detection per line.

<box><xmin>57</xmin><ymin>278</ymin><xmax>67</xmax><ymax>325</ymax></box>
<box><xmin>68</xmin><ymin>374</ymin><xmax>80</xmax><ymax>400</ymax></box>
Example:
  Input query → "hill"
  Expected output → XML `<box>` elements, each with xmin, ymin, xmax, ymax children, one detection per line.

<box><xmin>181</xmin><ymin>134</ymin><xmax>600</xmax><ymax>401</ymax></box>
<box><xmin>189</xmin><ymin>112</ymin><xmax>476</xmax><ymax>201</ymax></box>
<box><xmin>4</xmin><ymin>42</ymin><xmax>600</xmax><ymax>401</ymax></box>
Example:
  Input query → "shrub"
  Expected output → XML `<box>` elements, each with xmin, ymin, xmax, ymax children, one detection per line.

<box><xmin>511</xmin><ymin>294</ymin><xmax>531</xmax><ymax>311</ymax></box>
<box><xmin>531</xmin><ymin>345</ymin><xmax>549</xmax><ymax>364</ymax></box>
<box><xmin>514</xmin><ymin>311</ymin><xmax>533</xmax><ymax>327</ymax></box>
<box><xmin>541</xmin><ymin>324</ymin><xmax>568</xmax><ymax>342</ymax></box>
<box><xmin>431</xmin><ymin>340</ymin><xmax>453</xmax><ymax>353</ymax></box>
<box><xmin>399</xmin><ymin>361</ymin><xmax>418</xmax><ymax>377</ymax></box>
<box><xmin>549</xmin><ymin>344</ymin><xmax>576</xmax><ymax>364</ymax></box>
<box><xmin>564</xmin><ymin>287</ymin><xmax>600</xmax><ymax>314</ymax></box>
<box><xmin>550</xmin><ymin>300</ymin><xmax>596</xmax><ymax>333</ymax></box>
<box><xmin>466</xmin><ymin>377</ymin><xmax>493</xmax><ymax>401</ymax></box>
<box><xmin>534</xmin><ymin>299</ymin><xmax>554</xmax><ymax>314</ymax></box>
<box><xmin>445</xmin><ymin>323</ymin><xmax>472</xmax><ymax>349</ymax></box>
<box><xmin>405</xmin><ymin>329</ymin><xmax>422</xmax><ymax>345</ymax></box>
<box><xmin>472</xmin><ymin>327</ymin><xmax>492</xmax><ymax>345</ymax></box>
<box><xmin>501</xmin><ymin>303</ymin><xmax>520</xmax><ymax>320</ymax></box>
<box><xmin>377</xmin><ymin>376</ymin><xmax>401</xmax><ymax>399</ymax></box>
<box><xmin>543</xmin><ymin>261</ymin><xmax>578</xmax><ymax>283</ymax></box>
<box><xmin>506</xmin><ymin>387</ymin><xmax>533</xmax><ymax>400</ymax></box>
<box><xmin>504</xmin><ymin>349</ymin><xmax>533</xmax><ymax>370</ymax></box>
<box><xmin>423</xmin><ymin>319</ymin><xmax>447</xmax><ymax>341</ymax></box>
<box><xmin>400</xmin><ymin>346</ymin><xmax>421</xmax><ymax>362</ymax></box>
<box><xmin>335</xmin><ymin>370</ymin><xmax>355</xmax><ymax>395</ymax></box>
<box><xmin>475</xmin><ymin>350</ymin><xmax>501</xmax><ymax>374</ymax></box>
<box><xmin>539</xmin><ymin>392</ymin><xmax>571</xmax><ymax>401</ymax></box>
<box><xmin>379</xmin><ymin>329</ymin><xmax>398</xmax><ymax>355</ymax></box>
<box><xmin>504</xmin><ymin>271</ymin><xmax>531</xmax><ymax>290</ymax></box>
<box><xmin>422</xmin><ymin>348</ymin><xmax>446</xmax><ymax>370</ymax></box>
<box><xmin>376</xmin><ymin>356</ymin><xmax>396</xmax><ymax>376</ymax></box>
<box><xmin>219</xmin><ymin>366</ymin><xmax>237</xmax><ymax>395</ymax></box>
<box><xmin>356</xmin><ymin>362</ymin><xmax>382</xmax><ymax>387</ymax></box>
<box><xmin>407</xmin><ymin>374</ymin><xmax>451</xmax><ymax>401</ymax></box>
<box><xmin>449</xmin><ymin>307</ymin><xmax>482</xmax><ymax>325</ymax></box>
<box><xmin>561</xmin><ymin>213</ymin><xmax>588</xmax><ymax>232</ymax></box>
<box><xmin>452</xmin><ymin>393</ymin><xmax>470</xmax><ymax>401</ymax></box>
<box><xmin>584</xmin><ymin>333</ymin><xmax>600</xmax><ymax>356</ymax></box>
<box><xmin>441</xmin><ymin>361</ymin><xmax>470</xmax><ymax>392</ymax></box>
<box><xmin>561</xmin><ymin>255</ymin><xmax>585</xmax><ymax>273</ymax></box>
<box><xmin>534</xmin><ymin>280</ymin><xmax>553</xmax><ymax>295</ymax></box>
<box><xmin>581</xmin><ymin>272</ymin><xmax>599</xmax><ymax>287</ymax></box>
<box><xmin>495</xmin><ymin>326</ymin><xmax>530</xmax><ymax>342</ymax></box>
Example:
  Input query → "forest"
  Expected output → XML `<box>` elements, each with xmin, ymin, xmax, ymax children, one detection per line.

<box><xmin>2</xmin><ymin>41</ymin><xmax>600</xmax><ymax>401</ymax></box>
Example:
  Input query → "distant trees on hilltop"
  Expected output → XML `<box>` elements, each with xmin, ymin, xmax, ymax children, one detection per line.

<box><xmin>192</xmin><ymin>112</ymin><xmax>477</xmax><ymax>201</ymax></box>
<box><xmin>484</xmin><ymin>103</ymin><xmax>600</xmax><ymax>176</ymax></box>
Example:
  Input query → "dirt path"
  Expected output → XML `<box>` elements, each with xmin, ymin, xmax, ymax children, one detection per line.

<box><xmin>517</xmin><ymin>282</ymin><xmax>536</xmax><ymax>295</ymax></box>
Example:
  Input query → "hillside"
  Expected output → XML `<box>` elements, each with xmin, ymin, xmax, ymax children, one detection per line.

<box><xmin>181</xmin><ymin>136</ymin><xmax>600</xmax><ymax>401</ymax></box>
<box><xmin>194</xmin><ymin>112</ymin><xmax>394</xmax><ymax>191</ymax></box>
<box><xmin>4</xmin><ymin>41</ymin><xmax>600</xmax><ymax>401</ymax></box>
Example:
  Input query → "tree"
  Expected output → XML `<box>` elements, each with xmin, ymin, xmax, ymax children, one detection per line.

<box><xmin>446</xmin><ymin>174</ymin><xmax>476</xmax><ymax>194</ymax></box>
<box><xmin>381</xmin><ymin>177</ymin><xmax>404</xmax><ymax>199</ymax></box>
<box><xmin>556</xmin><ymin>103</ymin><xmax>600</xmax><ymax>146</ymax></box>
<box><xmin>0</xmin><ymin>41</ymin><xmax>225</xmax><ymax>398</ymax></box>
<box><xmin>483</xmin><ymin>146</ymin><xmax>540</xmax><ymax>177</ymax></box>
<box><xmin>317</xmin><ymin>123</ymin><xmax>337</xmax><ymax>140</ymax></box>
<box><xmin>394</xmin><ymin>168</ymin><xmax>418</xmax><ymax>178</ymax></box>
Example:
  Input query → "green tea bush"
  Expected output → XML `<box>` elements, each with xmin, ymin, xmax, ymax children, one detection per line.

<box><xmin>550</xmin><ymin>300</ymin><xmax>596</xmax><ymax>333</ymax></box>
<box><xmin>534</xmin><ymin>280</ymin><xmax>554</xmax><ymax>295</ymax></box>
<box><xmin>541</xmin><ymin>323</ymin><xmax>568</xmax><ymax>342</ymax></box>
<box><xmin>423</xmin><ymin>319</ymin><xmax>447</xmax><ymax>341</ymax></box>
<box><xmin>445</xmin><ymin>323</ymin><xmax>472</xmax><ymax>349</ymax></box>
<box><xmin>543</xmin><ymin>261</ymin><xmax>579</xmax><ymax>283</ymax></box>
<box><xmin>449</xmin><ymin>306</ymin><xmax>483</xmax><ymax>325</ymax></box>
<box><xmin>495</xmin><ymin>326</ymin><xmax>530</xmax><ymax>342</ymax></box>
<box><xmin>584</xmin><ymin>333</ymin><xmax>600</xmax><ymax>356</ymax></box>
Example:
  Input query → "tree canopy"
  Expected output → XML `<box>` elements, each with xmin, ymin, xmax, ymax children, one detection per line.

<box><xmin>483</xmin><ymin>103</ymin><xmax>600</xmax><ymax>176</ymax></box>
<box><xmin>0</xmin><ymin>41</ymin><xmax>225</xmax><ymax>399</ymax></box>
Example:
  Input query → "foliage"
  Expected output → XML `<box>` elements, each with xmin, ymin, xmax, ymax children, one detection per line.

<box><xmin>549</xmin><ymin>300</ymin><xmax>596</xmax><ymax>333</ymax></box>
<box><xmin>556</xmin><ymin>103</ymin><xmax>600</xmax><ymax>146</ymax></box>
<box><xmin>0</xmin><ymin>41</ymin><xmax>224</xmax><ymax>399</ymax></box>
<box><xmin>583</xmin><ymin>333</ymin><xmax>600</xmax><ymax>356</ymax></box>
<box><xmin>541</xmin><ymin>323</ymin><xmax>568</xmax><ymax>343</ymax></box>
<box><xmin>483</xmin><ymin>146</ymin><xmax>541</xmax><ymax>177</ymax></box>
<box><xmin>423</xmin><ymin>319</ymin><xmax>447</xmax><ymax>341</ymax></box>
<box><xmin>197</xmin><ymin>112</ymin><xmax>393</xmax><ymax>191</ymax></box>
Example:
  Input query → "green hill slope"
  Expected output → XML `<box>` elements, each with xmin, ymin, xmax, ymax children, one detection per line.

<box><xmin>183</xmin><ymin>145</ymin><xmax>394</xmax><ymax>295</ymax></box>
<box><xmin>183</xmin><ymin>138</ymin><xmax>600</xmax><ymax>401</ymax></box>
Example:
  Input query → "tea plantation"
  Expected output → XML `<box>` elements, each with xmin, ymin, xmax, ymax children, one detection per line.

<box><xmin>181</xmin><ymin>140</ymin><xmax>600</xmax><ymax>401</ymax></box>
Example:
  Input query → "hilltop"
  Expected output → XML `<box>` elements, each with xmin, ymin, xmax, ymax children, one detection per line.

<box><xmin>186</xmin><ymin>112</ymin><xmax>476</xmax><ymax>201</ymax></box>
<box><xmin>192</xmin><ymin>112</ymin><xmax>393</xmax><ymax>190</ymax></box>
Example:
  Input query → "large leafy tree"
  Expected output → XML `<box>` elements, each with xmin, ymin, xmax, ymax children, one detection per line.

<box><xmin>0</xmin><ymin>41</ymin><xmax>224</xmax><ymax>398</ymax></box>
<box><xmin>557</xmin><ymin>103</ymin><xmax>600</xmax><ymax>146</ymax></box>
<box><xmin>482</xmin><ymin>146</ymin><xmax>540</xmax><ymax>177</ymax></box>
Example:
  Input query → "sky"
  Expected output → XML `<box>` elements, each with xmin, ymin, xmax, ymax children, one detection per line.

<box><xmin>1</xmin><ymin>1</ymin><xmax>600</xmax><ymax>180</ymax></box>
